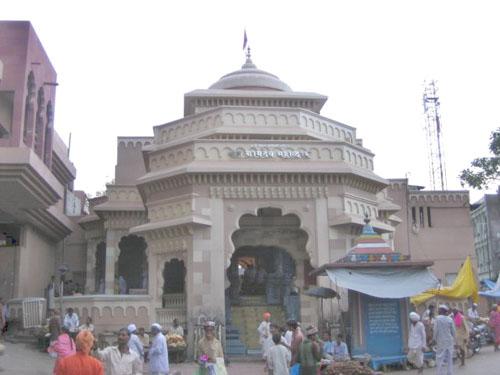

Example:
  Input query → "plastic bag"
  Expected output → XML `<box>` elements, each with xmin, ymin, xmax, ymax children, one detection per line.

<box><xmin>215</xmin><ymin>357</ymin><xmax>228</xmax><ymax>375</ymax></box>
<box><xmin>290</xmin><ymin>363</ymin><xmax>300</xmax><ymax>375</ymax></box>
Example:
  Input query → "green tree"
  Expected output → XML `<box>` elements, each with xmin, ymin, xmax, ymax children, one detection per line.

<box><xmin>460</xmin><ymin>128</ymin><xmax>500</xmax><ymax>189</ymax></box>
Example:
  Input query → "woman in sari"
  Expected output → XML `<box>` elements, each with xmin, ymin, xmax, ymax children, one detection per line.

<box><xmin>489</xmin><ymin>304</ymin><xmax>500</xmax><ymax>352</ymax></box>
<box><xmin>48</xmin><ymin>326</ymin><xmax>76</xmax><ymax>373</ymax></box>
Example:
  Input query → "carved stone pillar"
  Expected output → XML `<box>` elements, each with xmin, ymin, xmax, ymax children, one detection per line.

<box><xmin>104</xmin><ymin>229</ymin><xmax>125</xmax><ymax>295</ymax></box>
<box><xmin>85</xmin><ymin>239</ymin><xmax>97</xmax><ymax>294</ymax></box>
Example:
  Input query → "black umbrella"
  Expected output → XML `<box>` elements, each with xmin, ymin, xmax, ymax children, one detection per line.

<box><xmin>303</xmin><ymin>286</ymin><xmax>339</xmax><ymax>299</ymax></box>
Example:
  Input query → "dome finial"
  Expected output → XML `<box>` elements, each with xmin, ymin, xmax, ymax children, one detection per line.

<box><xmin>242</xmin><ymin>46</ymin><xmax>256</xmax><ymax>69</ymax></box>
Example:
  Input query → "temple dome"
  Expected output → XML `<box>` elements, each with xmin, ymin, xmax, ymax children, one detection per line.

<box><xmin>209</xmin><ymin>56</ymin><xmax>292</xmax><ymax>92</ymax></box>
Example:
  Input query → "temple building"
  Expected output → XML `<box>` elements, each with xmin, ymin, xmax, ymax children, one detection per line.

<box><xmin>1</xmin><ymin>21</ymin><xmax>477</xmax><ymax>357</ymax></box>
<box><xmin>73</xmin><ymin>48</ymin><xmax>402</xmax><ymax>353</ymax></box>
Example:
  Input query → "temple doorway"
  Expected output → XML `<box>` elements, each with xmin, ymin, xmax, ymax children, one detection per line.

<box><xmin>162</xmin><ymin>258</ymin><xmax>186</xmax><ymax>307</ymax></box>
<box><xmin>117</xmin><ymin>235</ymin><xmax>148</xmax><ymax>294</ymax></box>
<box><xmin>226</xmin><ymin>207</ymin><xmax>308</xmax><ymax>353</ymax></box>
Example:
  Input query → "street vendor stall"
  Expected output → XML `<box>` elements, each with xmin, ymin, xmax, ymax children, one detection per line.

<box><xmin>313</xmin><ymin>218</ymin><xmax>439</xmax><ymax>371</ymax></box>
<box><xmin>167</xmin><ymin>333</ymin><xmax>187</xmax><ymax>363</ymax></box>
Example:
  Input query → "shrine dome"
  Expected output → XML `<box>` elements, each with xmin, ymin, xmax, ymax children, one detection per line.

<box><xmin>209</xmin><ymin>55</ymin><xmax>292</xmax><ymax>92</ymax></box>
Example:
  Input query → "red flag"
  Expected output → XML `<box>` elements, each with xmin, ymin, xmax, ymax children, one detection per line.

<box><xmin>243</xmin><ymin>30</ymin><xmax>248</xmax><ymax>50</ymax></box>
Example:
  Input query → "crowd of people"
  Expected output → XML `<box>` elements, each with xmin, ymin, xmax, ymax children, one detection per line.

<box><xmin>405</xmin><ymin>302</ymin><xmax>500</xmax><ymax>375</ymax></box>
<box><xmin>256</xmin><ymin>312</ymin><xmax>350</xmax><ymax>375</ymax></box>
<box><xmin>42</xmin><ymin>307</ymin><xmax>186</xmax><ymax>374</ymax></box>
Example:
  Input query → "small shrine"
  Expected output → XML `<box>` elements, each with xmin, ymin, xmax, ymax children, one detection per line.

<box><xmin>313</xmin><ymin>217</ymin><xmax>439</xmax><ymax>370</ymax></box>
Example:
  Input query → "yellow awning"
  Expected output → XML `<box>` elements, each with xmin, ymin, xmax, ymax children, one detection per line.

<box><xmin>411</xmin><ymin>256</ymin><xmax>479</xmax><ymax>306</ymax></box>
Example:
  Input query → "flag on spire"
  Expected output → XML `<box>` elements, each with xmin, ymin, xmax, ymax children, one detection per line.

<box><xmin>243</xmin><ymin>29</ymin><xmax>248</xmax><ymax>50</ymax></box>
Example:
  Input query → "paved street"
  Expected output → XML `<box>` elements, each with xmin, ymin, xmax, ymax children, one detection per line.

<box><xmin>1</xmin><ymin>341</ymin><xmax>500</xmax><ymax>374</ymax></box>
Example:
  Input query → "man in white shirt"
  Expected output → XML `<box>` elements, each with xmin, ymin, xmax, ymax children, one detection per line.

<box><xmin>258</xmin><ymin>312</ymin><xmax>271</xmax><ymax>357</ymax></box>
<box><xmin>407</xmin><ymin>312</ymin><xmax>427</xmax><ymax>374</ymax></box>
<box><xmin>127</xmin><ymin>324</ymin><xmax>144</xmax><ymax>361</ymax></box>
<box><xmin>263</xmin><ymin>324</ymin><xmax>289</xmax><ymax>360</ymax></box>
<box><xmin>63</xmin><ymin>308</ymin><xmax>79</xmax><ymax>339</ymax></box>
<box><xmin>467</xmin><ymin>303</ymin><xmax>480</xmax><ymax>321</ymax></box>
<box><xmin>98</xmin><ymin>327</ymin><xmax>142</xmax><ymax>375</ymax></box>
<box><xmin>267</xmin><ymin>333</ymin><xmax>291</xmax><ymax>375</ymax></box>
<box><xmin>169</xmin><ymin>318</ymin><xmax>184</xmax><ymax>336</ymax></box>
<box><xmin>433</xmin><ymin>305</ymin><xmax>456</xmax><ymax>375</ymax></box>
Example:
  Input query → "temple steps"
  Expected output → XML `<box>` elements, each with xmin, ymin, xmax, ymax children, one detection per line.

<box><xmin>228</xmin><ymin>304</ymin><xmax>286</xmax><ymax>353</ymax></box>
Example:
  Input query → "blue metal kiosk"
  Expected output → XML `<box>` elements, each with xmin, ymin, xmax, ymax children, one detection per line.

<box><xmin>313</xmin><ymin>219</ymin><xmax>438</xmax><ymax>370</ymax></box>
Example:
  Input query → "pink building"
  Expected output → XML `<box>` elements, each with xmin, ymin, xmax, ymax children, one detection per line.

<box><xmin>387</xmin><ymin>178</ymin><xmax>476</xmax><ymax>284</ymax></box>
<box><xmin>0</xmin><ymin>21</ymin><xmax>86</xmax><ymax>303</ymax></box>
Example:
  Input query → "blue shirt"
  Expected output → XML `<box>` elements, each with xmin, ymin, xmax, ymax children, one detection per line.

<box><xmin>128</xmin><ymin>333</ymin><xmax>144</xmax><ymax>359</ymax></box>
<box><xmin>149</xmin><ymin>332</ymin><xmax>169</xmax><ymax>373</ymax></box>
<box><xmin>332</xmin><ymin>341</ymin><xmax>349</xmax><ymax>360</ymax></box>
<box><xmin>323</xmin><ymin>340</ymin><xmax>333</xmax><ymax>355</ymax></box>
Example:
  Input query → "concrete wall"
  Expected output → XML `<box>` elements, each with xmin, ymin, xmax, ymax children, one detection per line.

<box><xmin>115</xmin><ymin>138</ymin><xmax>152</xmax><ymax>185</ymax></box>
<box><xmin>16</xmin><ymin>225</ymin><xmax>56</xmax><ymax>297</ymax></box>
<box><xmin>388</xmin><ymin>182</ymin><xmax>475</xmax><ymax>284</ymax></box>
<box><xmin>485</xmin><ymin>195</ymin><xmax>500</xmax><ymax>279</ymax></box>
<box><xmin>0</xmin><ymin>246</ymin><xmax>17</xmax><ymax>300</ymax></box>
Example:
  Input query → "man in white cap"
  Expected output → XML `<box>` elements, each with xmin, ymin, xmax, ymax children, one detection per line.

<box><xmin>407</xmin><ymin>312</ymin><xmax>426</xmax><ymax>374</ymax></box>
<box><xmin>467</xmin><ymin>303</ymin><xmax>480</xmax><ymax>322</ymax></box>
<box><xmin>433</xmin><ymin>305</ymin><xmax>455</xmax><ymax>375</ymax></box>
<box><xmin>149</xmin><ymin>323</ymin><xmax>169</xmax><ymax>375</ymax></box>
<box><xmin>128</xmin><ymin>323</ymin><xmax>144</xmax><ymax>362</ymax></box>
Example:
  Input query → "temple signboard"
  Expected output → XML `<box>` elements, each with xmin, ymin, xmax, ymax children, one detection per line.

<box><xmin>228</xmin><ymin>144</ymin><xmax>311</xmax><ymax>160</ymax></box>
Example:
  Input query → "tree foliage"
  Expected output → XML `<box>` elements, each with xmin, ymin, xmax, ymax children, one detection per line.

<box><xmin>460</xmin><ymin>128</ymin><xmax>500</xmax><ymax>189</ymax></box>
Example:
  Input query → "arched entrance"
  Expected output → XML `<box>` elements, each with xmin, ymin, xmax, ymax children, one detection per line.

<box><xmin>227</xmin><ymin>207</ymin><xmax>308</xmax><ymax>352</ymax></box>
<box><xmin>162</xmin><ymin>258</ymin><xmax>186</xmax><ymax>308</ymax></box>
<box><xmin>117</xmin><ymin>235</ymin><xmax>148</xmax><ymax>294</ymax></box>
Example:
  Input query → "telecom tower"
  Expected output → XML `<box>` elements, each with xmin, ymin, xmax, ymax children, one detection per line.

<box><xmin>423</xmin><ymin>80</ymin><xmax>447</xmax><ymax>190</ymax></box>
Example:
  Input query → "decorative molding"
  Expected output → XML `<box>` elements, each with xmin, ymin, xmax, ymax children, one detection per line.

<box><xmin>117</xmin><ymin>137</ymin><xmax>153</xmax><ymax>148</ymax></box>
<box><xmin>106</xmin><ymin>185</ymin><xmax>142</xmax><ymax>203</ymax></box>
<box><xmin>409</xmin><ymin>191</ymin><xmax>469</xmax><ymax>204</ymax></box>
<box><xmin>209</xmin><ymin>185</ymin><xmax>329</xmax><ymax>199</ymax></box>
<box><xmin>142</xmin><ymin>173</ymin><xmax>384</xmax><ymax>197</ymax></box>
<box><xmin>142</xmin><ymin>225</ymin><xmax>193</xmax><ymax>255</ymax></box>
<box><xmin>148</xmin><ymin>199</ymin><xmax>193</xmax><ymax>222</ymax></box>
<box><xmin>101</xmin><ymin>211</ymin><xmax>147</xmax><ymax>230</ymax></box>
<box><xmin>152</xmin><ymin>107</ymin><xmax>365</xmax><ymax>151</ymax></box>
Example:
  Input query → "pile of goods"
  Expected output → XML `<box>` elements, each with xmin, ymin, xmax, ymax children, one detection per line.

<box><xmin>166</xmin><ymin>334</ymin><xmax>186</xmax><ymax>349</ymax></box>
<box><xmin>325</xmin><ymin>360</ymin><xmax>379</xmax><ymax>375</ymax></box>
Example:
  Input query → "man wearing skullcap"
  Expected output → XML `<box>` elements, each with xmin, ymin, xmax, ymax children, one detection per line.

<box><xmin>258</xmin><ymin>312</ymin><xmax>271</xmax><ymax>357</ymax></box>
<box><xmin>433</xmin><ymin>305</ymin><xmax>455</xmax><ymax>375</ymax></box>
<box><xmin>407</xmin><ymin>312</ymin><xmax>426</xmax><ymax>374</ymax></box>
<box><xmin>127</xmin><ymin>323</ymin><xmax>144</xmax><ymax>361</ymax></box>
<box><xmin>55</xmin><ymin>330</ymin><xmax>103</xmax><ymax>375</ymax></box>
<box><xmin>149</xmin><ymin>323</ymin><xmax>169</xmax><ymax>374</ymax></box>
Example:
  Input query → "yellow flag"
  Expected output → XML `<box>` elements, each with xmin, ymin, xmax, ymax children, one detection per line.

<box><xmin>411</xmin><ymin>256</ymin><xmax>479</xmax><ymax>306</ymax></box>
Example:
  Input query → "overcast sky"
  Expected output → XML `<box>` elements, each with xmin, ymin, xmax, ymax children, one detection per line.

<box><xmin>4</xmin><ymin>0</ymin><xmax>499</xmax><ymax>201</ymax></box>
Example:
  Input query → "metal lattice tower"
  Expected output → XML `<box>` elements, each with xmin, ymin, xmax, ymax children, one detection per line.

<box><xmin>423</xmin><ymin>80</ymin><xmax>447</xmax><ymax>190</ymax></box>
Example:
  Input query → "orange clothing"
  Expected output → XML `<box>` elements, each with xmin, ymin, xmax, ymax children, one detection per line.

<box><xmin>55</xmin><ymin>352</ymin><xmax>104</xmax><ymax>375</ymax></box>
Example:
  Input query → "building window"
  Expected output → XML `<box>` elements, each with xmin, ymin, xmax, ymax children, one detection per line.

<box><xmin>419</xmin><ymin>207</ymin><xmax>425</xmax><ymax>227</ymax></box>
<box><xmin>411</xmin><ymin>207</ymin><xmax>416</xmax><ymax>224</ymax></box>
<box><xmin>427</xmin><ymin>207</ymin><xmax>432</xmax><ymax>227</ymax></box>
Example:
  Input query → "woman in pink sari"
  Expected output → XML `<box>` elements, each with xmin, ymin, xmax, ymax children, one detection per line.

<box><xmin>489</xmin><ymin>304</ymin><xmax>500</xmax><ymax>352</ymax></box>
<box><xmin>48</xmin><ymin>326</ymin><xmax>76</xmax><ymax>373</ymax></box>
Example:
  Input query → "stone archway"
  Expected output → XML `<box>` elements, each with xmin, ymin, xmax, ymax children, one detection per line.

<box><xmin>117</xmin><ymin>235</ymin><xmax>148</xmax><ymax>294</ymax></box>
<box><xmin>226</xmin><ymin>207</ymin><xmax>309</xmax><ymax>352</ymax></box>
